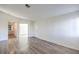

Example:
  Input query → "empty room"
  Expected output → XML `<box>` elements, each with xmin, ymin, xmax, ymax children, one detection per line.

<box><xmin>0</xmin><ymin>4</ymin><xmax>79</xmax><ymax>54</ymax></box>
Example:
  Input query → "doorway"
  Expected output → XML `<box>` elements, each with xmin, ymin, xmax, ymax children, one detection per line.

<box><xmin>8</xmin><ymin>22</ymin><xmax>17</xmax><ymax>53</ymax></box>
<box><xmin>8</xmin><ymin>22</ymin><xmax>17</xmax><ymax>38</ymax></box>
<box><xmin>19</xmin><ymin>24</ymin><xmax>28</xmax><ymax>37</ymax></box>
<box><xmin>18</xmin><ymin>24</ymin><xmax>29</xmax><ymax>51</ymax></box>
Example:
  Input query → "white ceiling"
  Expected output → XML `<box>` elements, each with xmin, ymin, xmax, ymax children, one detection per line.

<box><xmin>0</xmin><ymin>4</ymin><xmax>79</xmax><ymax>20</ymax></box>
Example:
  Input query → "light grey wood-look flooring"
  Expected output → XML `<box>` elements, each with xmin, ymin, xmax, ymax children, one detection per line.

<box><xmin>0</xmin><ymin>37</ymin><xmax>79</xmax><ymax>54</ymax></box>
<box><xmin>28</xmin><ymin>37</ymin><xmax>79</xmax><ymax>54</ymax></box>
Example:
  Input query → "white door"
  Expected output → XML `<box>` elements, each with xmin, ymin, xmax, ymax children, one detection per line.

<box><xmin>19</xmin><ymin>24</ymin><xmax>29</xmax><ymax>51</ymax></box>
<box><xmin>19</xmin><ymin>24</ymin><xmax>28</xmax><ymax>37</ymax></box>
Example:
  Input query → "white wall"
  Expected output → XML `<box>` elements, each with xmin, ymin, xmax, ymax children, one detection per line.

<box><xmin>0</xmin><ymin>12</ymin><xmax>8</xmax><ymax>41</ymax></box>
<box><xmin>34</xmin><ymin>11</ymin><xmax>79</xmax><ymax>50</ymax></box>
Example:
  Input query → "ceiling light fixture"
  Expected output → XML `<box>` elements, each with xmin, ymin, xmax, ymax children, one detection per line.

<box><xmin>25</xmin><ymin>4</ymin><xmax>30</xmax><ymax>8</ymax></box>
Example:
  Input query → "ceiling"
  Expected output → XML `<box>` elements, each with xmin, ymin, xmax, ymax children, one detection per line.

<box><xmin>0</xmin><ymin>4</ymin><xmax>79</xmax><ymax>20</ymax></box>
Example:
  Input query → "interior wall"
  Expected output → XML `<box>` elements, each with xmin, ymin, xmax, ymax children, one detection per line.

<box><xmin>34</xmin><ymin>11</ymin><xmax>79</xmax><ymax>50</ymax></box>
<box><xmin>0</xmin><ymin>12</ymin><xmax>8</xmax><ymax>41</ymax></box>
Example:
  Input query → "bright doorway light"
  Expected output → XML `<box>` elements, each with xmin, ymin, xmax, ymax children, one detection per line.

<box><xmin>19</xmin><ymin>24</ymin><xmax>29</xmax><ymax>51</ymax></box>
<box><xmin>19</xmin><ymin>24</ymin><xmax>28</xmax><ymax>37</ymax></box>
